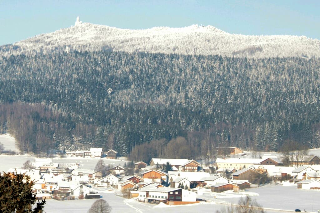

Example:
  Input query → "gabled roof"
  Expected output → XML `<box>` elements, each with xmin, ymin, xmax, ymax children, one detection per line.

<box><xmin>172</xmin><ymin>177</ymin><xmax>190</xmax><ymax>183</ymax></box>
<box><xmin>135</xmin><ymin>161</ymin><xmax>147</xmax><ymax>165</ymax></box>
<box><xmin>182</xmin><ymin>160</ymin><xmax>201</xmax><ymax>167</ymax></box>
<box><xmin>306</xmin><ymin>171</ymin><xmax>320</xmax><ymax>178</ymax></box>
<box><xmin>168</xmin><ymin>171</ymin><xmax>211</xmax><ymax>182</ymax></box>
<box><xmin>292</xmin><ymin>166</ymin><xmax>313</xmax><ymax>173</ymax></box>
<box><xmin>200</xmin><ymin>175</ymin><xmax>225</xmax><ymax>181</ymax></box>
<box><xmin>260</xmin><ymin>157</ymin><xmax>283</xmax><ymax>164</ymax></box>
<box><xmin>212</xmin><ymin>182</ymin><xmax>233</xmax><ymax>187</ymax></box>
<box><xmin>122</xmin><ymin>175</ymin><xmax>142</xmax><ymax>181</ymax></box>
<box><xmin>142</xmin><ymin>170</ymin><xmax>167</xmax><ymax>176</ymax></box>
<box><xmin>106</xmin><ymin>149</ymin><xmax>118</xmax><ymax>154</ymax></box>
<box><xmin>232</xmin><ymin>167</ymin><xmax>255</xmax><ymax>176</ymax></box>
<box><xmin>120</xmin><ymin>180</ymin><xmax>135</xmax><ymax>186</ymax></box>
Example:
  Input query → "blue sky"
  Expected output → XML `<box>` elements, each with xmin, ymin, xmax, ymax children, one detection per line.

<box><xmin>0</xmin><ymin>0</ymin><xmax>319</xmax><ymax>45</ymax></box>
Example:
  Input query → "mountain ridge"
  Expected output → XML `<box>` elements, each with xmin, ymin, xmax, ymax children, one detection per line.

<box><xmin>1</xmin><ymin>19</ymin><xmax>320</xmax><ymax>58</ymax></box>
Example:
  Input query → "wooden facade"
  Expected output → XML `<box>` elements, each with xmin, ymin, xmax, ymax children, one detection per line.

<box><xmin>211</xmin><ymin>183</ymin><xmax>234</xmax><ymax>193</ymax></box>
<box><xmin>182</xmin><ymin>160</ymin><xmax>200</xmax><ymax>172</ymax></box>
<box><xmin>233</xmin><ymin>169</ymin><xmax>258</xmax><ymax>183</ymax></box>
<box><xmin>143</xmin><ymin>170</ymin><xmax>165</xmax><ymax>179</ymax></box>
<box><xmin>106</xmin><ymin>149</ymin><xmax>118</xmax><ymax>159</ymax></box>
<box><xmin>260</xmin><ymin>158</ymin><xmax>282</xmax><ymax>166</ymax></box>
<box><xmin>121</xmin><ymin>182</ymin><xmax>135</xmax><ymax>190</ymax></box>
<box><xmin>135</xmin><ymin>161</ymin><xmax>147</xmax><ymax>169</ymax></box>
<box><xmin>167</xmin><ymin>189</ymin><xmax>182</xmax><ymax>201</ymax></box>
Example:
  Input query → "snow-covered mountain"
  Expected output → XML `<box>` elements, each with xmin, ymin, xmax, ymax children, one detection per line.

<box><xmin>1</xmin><ymin>18</ymin><xmax>320</xmax><ymax>58</ymax></box>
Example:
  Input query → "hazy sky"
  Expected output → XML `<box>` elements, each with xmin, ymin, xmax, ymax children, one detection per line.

<box><xmin>0</xmin><ymin>0</ymin><xmax>319</xmax><ymax>45</ymax></box>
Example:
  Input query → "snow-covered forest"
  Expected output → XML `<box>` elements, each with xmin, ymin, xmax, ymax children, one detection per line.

<box><xmin>0</xmin><ymin>51</ymin><xmax>320</xmax><ymax>157</ymax></box>
<box><xmin>0</xmin><ymin>22</ymin><xmax>320</xmax><ymax>58</ymax></box>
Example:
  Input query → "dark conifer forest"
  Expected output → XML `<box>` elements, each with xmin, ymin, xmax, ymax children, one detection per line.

<box><xmin>0</xmin><ymin>51</ymin><xmax>320</xmax><ymax>159</ymax></box>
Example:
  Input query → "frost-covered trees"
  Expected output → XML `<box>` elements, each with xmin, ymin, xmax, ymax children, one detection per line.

<box><xmin>1</xmin><ymin>51</ymin><xmax>320</xmax><ymax>156</ymax></box>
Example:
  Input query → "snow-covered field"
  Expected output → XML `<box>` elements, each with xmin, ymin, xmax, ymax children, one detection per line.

<box><xmin>0</xmin><ymin>134</ymin><xmax>20</xmax><ymax>153</ymax></box>
<box><xmin>44</xmin><ymin>185</ymin><xmax>320</xmax><ymax>213</ymax></box>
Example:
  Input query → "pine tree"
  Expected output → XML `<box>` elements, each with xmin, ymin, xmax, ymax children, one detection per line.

<box><xmin>0</xmin><ymin>172</ymin><xmax>46</xmax><ymax>213</ymax></box>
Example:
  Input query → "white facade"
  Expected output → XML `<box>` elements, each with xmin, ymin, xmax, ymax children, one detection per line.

<box><xmin>182</xmin><ymin>189</ymin><xmax>196</xmax><ymax>202</ymax></box>
<box><xmin>90</xmin><ymin>148</ymin><xmax>103</xmax><ymax>158</ymax></box>
<box><xmin>104</xmin><ymin>174</ymin><xmax>119</xmax><ymax>186</ymax></box>
<box><xmin>216</xmin><ymin>158</ymin><xmax>262</xmax><ymax>170</ymax></box>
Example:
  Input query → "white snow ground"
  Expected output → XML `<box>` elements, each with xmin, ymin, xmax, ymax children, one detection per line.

<box><xmin>0</xmin><ymin>134</ymin><xmax>20</xmax><ymax>153</ymax></box>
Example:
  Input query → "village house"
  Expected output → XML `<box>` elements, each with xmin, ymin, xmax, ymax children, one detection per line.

<box><xmin>306</xmin><ymin>171</ymin><xmax>320</xmax><ymax>180</ymax></box>
<box><xmin>142</xmin><ymin>170</ymin><xmax>167</xmax><ymax>184</ymax></box>
<box><xmin>121</xmin><ymin>175</ymin><xmax>142</xmax><ymax>184</ymax></box>
<box><xmin>135</xmin><ymin>161</ymin><xmax>147</xmax><ymax>169</ymax></box>
<box><xmin>90</xmin><ymin>148</ymin><xmax>103</xmax><ymax>158</ymax></box>
<box><xmin>232</xmin><ymin>167</ymin><xmax>258</xmax><ymax>183</ymax></box>
<box><xmin>231</xmin><ymin>180</ymin><xmax>251</xmax><ymax>191</ymax></box>
<box><xmin>200</xmin><ymin>175</ymin><xmax>228</xmax><ymax>187</ymax></box>
<box><xmin>216</xmin><ymin>158</ymin><xmax>262</xmax><ymax>171</ymax></box>
<box><xmin>260</xmin><ymin>158</ymin><xmax>283</xmax><ymax>166</ymax></box>
<box><xmin>297</xmin><ymin>179</ymin><xmax>320</xmax><ymax>190</ymax></box>
<box><xmin>181</xmin><ymin>160</ymin><xmax>200</xmax><ymax>172</ymax></box>
<box><xmin>211</xmin><ymin>183</ymin><xmax>234</xmax><ymax>193</ymax></box>
<box><xmin>150</xmin><ymin>158</ymin><xmax>190</xmax><ymax>171</ymax></box>
<box><xmin>138</xmin><ymin>186</ymin><xmax>197</xmax><ymax>205</ymax></box>
<box><xmin>289</xmin><ymin>155</ymin><xmax>320</xmax><ymax>166</ymax></box>
<box><xmin>106</xmin><ymin>149</ymin><xmax>118</xmax><ymax>159</ymax></box>
<box><xmin>109</xmin><ymin>166</ymin><xmax>125</xmax><ymax>175</ymax></box>
<box><xmin>65</xmin><ymin>148</ymin><xmax>103</xmax><ymax>158</ymax></box>
<box><xmin>292</xmin><ymin>166</ymin><xmax>315</xmax><ymax>181</ymax></box>
<box><xmin>119</xmin><ymin>181</ymin><xmax>136</xmax><ymax>190</ymax></box>
<box><xmin>168</xmin><ymin>171</ymin><xmax>211</xmax><ymax>188</ymax></box>
<box><xmin>170</xmin><ymin>177</ymin><xmax>191</xmax><ymax>189</ymax></box>
<box><xmin>103</xmin><ymin>174</ymin><xmax>119</xmax><ymax>186</ymax></box>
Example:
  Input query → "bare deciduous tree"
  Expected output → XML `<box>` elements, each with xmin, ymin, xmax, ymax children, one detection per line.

<box><xmin>88</xmin><ymin>199</ymin><xmax>112</xmax><ymax>213</ymax></box>
<box><xmin>216</xmin><ymin>195</ymin><xmax>264</xmax><ymax>213</ymax></box>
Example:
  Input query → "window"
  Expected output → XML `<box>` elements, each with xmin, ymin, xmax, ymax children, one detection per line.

<box><xmin>176</xmin><ymin>196</ymin><xmax>182</xmax><ymax>200</ymax></box>
<box><xmin>175</xmin><ymin>192</ymin><xmax>178</xmax><ymax>194</ymax></box>
<box><xmin>161</xmin><ymin>196</ymin><xmax>164</xmax><ymax>198</ymax></box>
<box><xmin>169</xmin><ymin>196</ymin><xmax>174</xmax><ymax>200</ymax></box>
<box><xmin>170</xmin><ymin>192</ymin><xmax>173</xmax><ymax>194</ymax></box>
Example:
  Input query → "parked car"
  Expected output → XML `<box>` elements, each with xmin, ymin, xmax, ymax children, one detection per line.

<box><xmin>295</xmin><ymin>209</ymin><xmax>301</xmax><ymax>212</ymax></box>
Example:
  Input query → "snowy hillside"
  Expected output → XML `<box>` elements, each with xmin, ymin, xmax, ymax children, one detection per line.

<box><xmin>1</xmin><ymin>18</ymin><xmax>320</xmax><ymax>58</ymax></box>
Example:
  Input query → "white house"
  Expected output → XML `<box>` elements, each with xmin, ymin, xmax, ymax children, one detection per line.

<box><xmin>170</xmin><ymin>177</ymin><xmax>191</xmax><ymax>189</ymax></box>
<box><xmin>90</xmin><ymin>148</ymin><xmax>103</xmax><ymax>158</ymax></box>
<box><xmin>200</xmin><ymin>175</ymin><xmax>228</xmax><ymax>187</ymax></box>
<box><xmin>103</xmin><ymin>174</ymin><xmax>119</xmax><ymax>186</ymax></box>
<box><xmin>216</xmin><ymin>158</ymin><xmax>262</xmax><ymax>171</ymax></box>
<box><xmin>292</xmin><ymin>166</ymin><xmax>315</xmax><ymax>180</ymax></box>
<box><xmin>297</xmin><ymin>180</ymin><xmax>320</xmax><ymax>190</ymax></box>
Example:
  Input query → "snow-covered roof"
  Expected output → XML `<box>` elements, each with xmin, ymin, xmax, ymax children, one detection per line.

<box><xmin>168</xmin><ymin>171</ymin><xmax>210</xmax><ymax>182</ymax></box>
<box><xmin>139</xmin><ymin>186</ymin><xmax>181</xmax><ymax>193</ymax></box>
<box><xmin>200</xmin><ymin>175</ymin><xmax>223</xmax><ymax>181</ymax></box>
<box><xmin>232</xmin><ymin>167</ymin><xmax>254</xmax><ymax>176</ymax></box>
<box><xmin>216</xmin><ymin>158</ymin><xmax>262</xmax><ymax>164</ymax></box>
<box><xmin>151</xmin><ymin>158</ymin><xmax>189</xmax><ymax>166</ymax></box>
<box><xmin>292</xmin><ymin>166</ymin><xmax>313</xmax><ymax>173</ymax></box>
<box><xmin>306</xmin><ymin>171</ymin><xmax>320</xmax><ymax>178</ymax></box>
